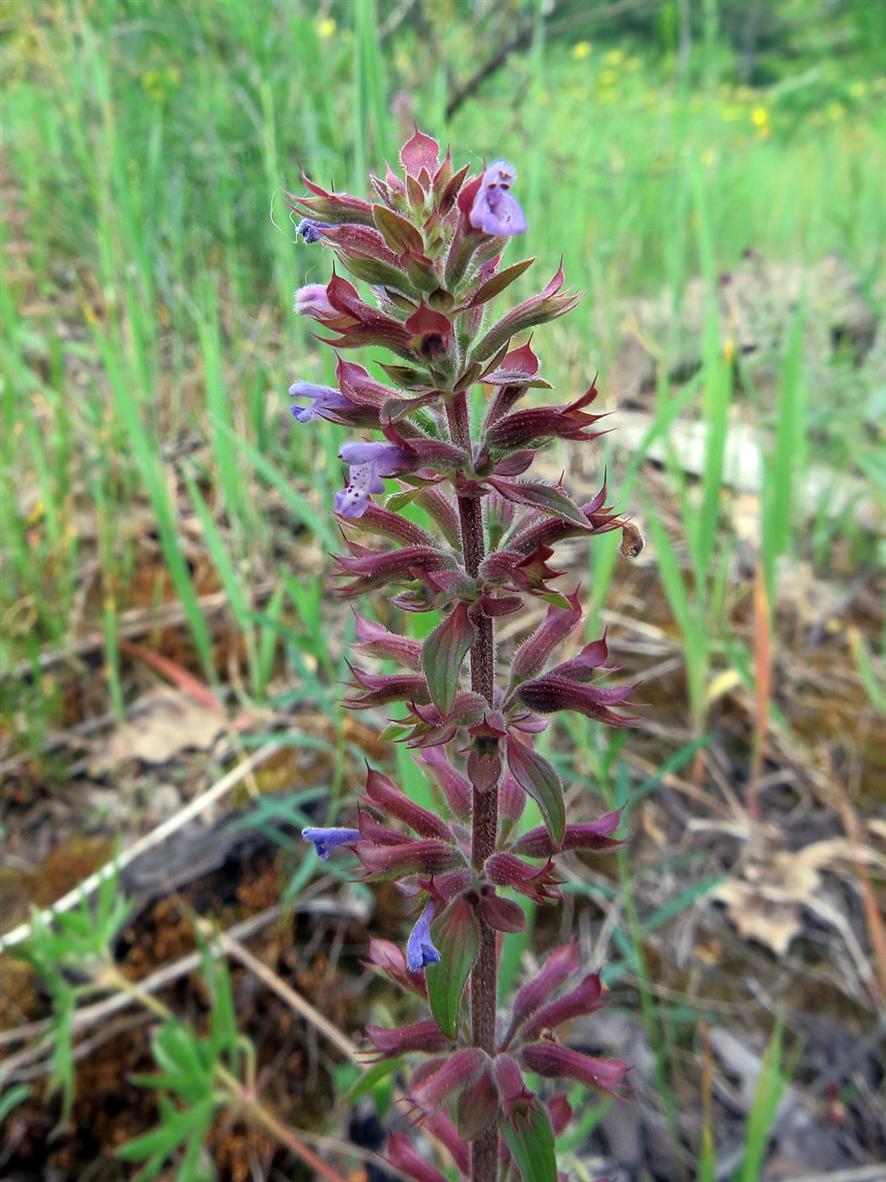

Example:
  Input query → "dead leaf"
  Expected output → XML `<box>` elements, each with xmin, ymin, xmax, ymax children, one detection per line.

<box><xmin>712</xmin><ymin>877</ymin><xmax>805</xmax><ymax>956</ymax></box>
<box><xmin>711</xmin><ymin>837</ymin><xmax>886</xmax><ymax>960</ymax></box>
<box><xmin>89</xmin><ymin>687</ymin><xmax>225</xmax><ymax>771</ymax></box>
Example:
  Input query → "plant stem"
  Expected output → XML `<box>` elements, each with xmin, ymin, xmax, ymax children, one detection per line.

<box><xmin>448</xmin><ymin>391</ymin><xmax>499</xmax><ymax>1182</ymax></box>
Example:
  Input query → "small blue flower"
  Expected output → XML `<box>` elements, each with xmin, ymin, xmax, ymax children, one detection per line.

<box><xmin>406</xmin><ymin>902</ymin><xmax>442</xmax><ymax>972</ymax></box>
<box><xmin>301</xmin><ymin>827</ymin><xmax>363</xmax><ymax>859</ymax></box>
<box><xmin>469</xmin><ymin>160</ymin><xmax>527</xmax><ymax>237</ymax></box>
<box><xmin>289</xmin><ymin>381</ymin><xmax>351</xmax><ymax>423</ymax></box>
<box><xmin>297</xmin><ymin>218</ymin><xmax>325</xmax><ymax>244</ymax></box>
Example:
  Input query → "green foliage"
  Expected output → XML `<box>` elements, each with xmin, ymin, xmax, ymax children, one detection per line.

<box><xmin>118</xmin><ymin>949</ymin><xmax>249</xmax><ymax>1181</ymax></box>
<box><xmin>0</xmin><ymin>1084</ymin><xmax>31</xmax><ymax>1125</ymax></box>
<box><xmin>506</xmin><ymin>740</ymin><xmax>566</xmax><ymax>847</ymax></box>
<box><xmin>11</xmin><ymin>871</ymin><xmax>133</xmax><ymax>1117</ymax></box>
<box><xmin>426</xmin><ymin>898</ymin><xmax>480</xmax><ymax>1039</ymax></box>
<box><xmin>499</xmin><ymin>1104</ymin><xmax>558</xmax><ymax>1182</ymax></box>
<box><xmin>422</xmin><ymin>602</ymin><xmax>477</xmax><ymax>714</ymax></box>
<box><xmin>732</xmin><ymin>1018</ymin><xmax>789</xmax><ymax>1182</ymax></box>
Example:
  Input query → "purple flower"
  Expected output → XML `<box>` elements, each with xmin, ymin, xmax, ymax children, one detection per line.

<box><xmin>297</xmin><ymin>217</ymin><xmax>325</xmax><ymax>244</ymax></box>
<box><xmin>289</xmin><ymin>381</ymin><xmax>351</xmax><ymax>423</ymax></box>
<box><xmin>301</xmin><ymin>826</ymin><xmax>362</xmax><ymax>859</ymax></box>
<box><xmin>406</xmin><ymin>902</ymin><xmax>441</xmax><ymax>972</ymax></box>
<box><xmin>335</xmin><ymin>441</ymin><xmax>410</xmax><ymax>518</ymax></box>
<box><xmin>293</xmin><ymin>283</ymin><xmax>338</xmax><ymax>322</ymax></box>
<box><xmin>469</xmin><ymin>160</ymin><xmax>527</xmax><ymax>237</ymax></box>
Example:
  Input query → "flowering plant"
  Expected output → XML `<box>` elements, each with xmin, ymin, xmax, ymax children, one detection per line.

<box><xmin>288</xmin><ymin>131</ymin><xmax>639</xmax><ymax>1182</ymax></box>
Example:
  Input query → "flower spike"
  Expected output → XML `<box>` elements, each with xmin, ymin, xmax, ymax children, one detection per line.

<box><xmin>285</xmin><ymin>129</ymin><xmax>642</xmax><ymax>1178</ymax></box>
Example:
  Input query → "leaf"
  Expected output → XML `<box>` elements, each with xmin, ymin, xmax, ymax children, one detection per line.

<box><xmin>456</xmin><ymin>1068</ymin><xmax>498</xmax><ymax>1140</ymax></box>
<box><xmin>426</xmin><ymin>897</ymin><xmax>480</xmax><ymax>1039</ymax></box>
<box><xmin>421</xmin><ymin>602</ymin><xmax>477</xmax><ymax>714</ymax></box>
<box><xmin>506</xmin><ymin>738</ymin><xmax>565</xmax><ymax>847</ymax></box>
<box><xmin>116</xmin><ymin>1095</ymin><xmax>216</xmax><ymax>1162</ymax></box>
<box><xmin>88</xmin><ymin>686</ymin><xmax>224</xmax><ymax>771</ymax></box>
<box><xmin>499</xmin><ymin>1106</ymin><xmax>558</xmax><ymax>1182</ymax></box>
<box><xmin>344</xmin><ymin>1057</ymin><xmax>405</xmax><ymax>1103</ymax></box>
<box><xmin>466</xmin><ymin>257</ymin><xmax>535</xmax><ymax>307</ymax></box>
<box><xmin>385</xmin><ymin>488</ymin><xmax>422</xmax><ymax>512</ymax></box>
<box><xmin>0</xmin><ymin>1084</ymin><xmax>30</xmax><ymax>1124</ymax></box>
<box><xmin>491</xmin><ymin>478</ymin><xmax>589</xmax><ymax>528</ymax></box>
<box><xmin>373</xmin><ymin>204</ymin><xmax>425</xmax><ymax>255</ymax></box>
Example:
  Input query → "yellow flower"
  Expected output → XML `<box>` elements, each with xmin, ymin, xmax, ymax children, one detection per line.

<box><xmin>751</xmin><ymin>106</ymin><xmax>769</xmax><ymax>128</ymax></box>
<box><xmin>141</xmin><ymin>65</ymin><xmax>180</xmax><ymax>103</ymax></box>
<box><xmin>317</xmin><ymin>17</ymin><xmax>336</xmax><ymax>39</ymax></box>
<box><xmin>571</xmin><ymin>40</ymin><xmax>591</xmax><ymax>60</ymax></box>
<box><xmin>599</xmin><ymin>68</ymin><xmax>617</xmax><ymax>88</ymax></box>
<box><xmin>827</xmin><ymin>101</ymin><xmax>846</xmax><ymax>121</ymax></box>
<box><xmin>722</xmin><ymin>337</ymin><xmax>735</xmax><ymax>364</ymax></box>
<box><xmin>604</xmin><ymin>48</ymin><xmax>624</xmax><ymax>66</ymax></box>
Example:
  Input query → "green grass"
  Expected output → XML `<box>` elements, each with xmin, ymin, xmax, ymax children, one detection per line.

<box><xmin>3</xmin><ymin>4</ymin><xmax>882</xmax><ymax>732</ymax></box>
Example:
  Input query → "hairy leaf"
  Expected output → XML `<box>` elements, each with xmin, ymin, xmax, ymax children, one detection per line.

<box><xmin>499</xmin><ymin>1105</ymin><xmax>558</xmax><ymax>1182</ymax></box>
<box><xmin>506</xmin><ymin>738</ymin><xmax>565</xmax><ymax>847</ymax></box>
<box><xmin>426</xmin><ymin>896</ymin><xmax>480</xmax><ymax>1039</ymax></box>
<box><xmin>422</xmin><ymin>601</ymin><xmax>477</xmax><ymax>714</ymax></box>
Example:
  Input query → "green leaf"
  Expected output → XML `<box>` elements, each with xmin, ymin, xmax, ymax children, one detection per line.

<box><xmin>734</xmin><ymin>1017</ymin><xmax>788</xmax><ymax>1182</ymax></box>
<box><xmin>384</xmin><ymin>488</ymin><xmax>421</xmax><ymax>512</ymax></box>
<box><xmin>466</xmin><ymin>256</ymin><xmax>535</xmax><ymax>307</ymax></box>
<box><xmin>0</xmin><ymin>1084</ymin><xmax>30</xmax><ymax>1124</ymax></box>
<box><xmin>343</xmin><ymin>1057</ymin><xmax>405</xmax><ymax>1103</ymax></box>
<box><xmin>421</xmin><ymin>601</ymin><xmax>477</xmax><ymax>714</ymax></box>
<box><xmin>117</xmin><ymin>1095</ymin><xmax>216</xmax><ymax>1181</ymax></box>
<box><xmin>373</xmin><ymin>203</ymin><xmax>425</xmax><ymax>255</ymax></box>
<box><xmin>506</xmin><ymin>739</ymin><xmax>565</xmax><ymax>847</ymax></box>
<box><xmin>499</xmin><ymin>1106</ymin><xmax>557</xmax><ymax>1182</ymax></box>
<box><xmin>426</xmin><ymin>896</ymin><xmax>479</xmax><ymax>1039</ymax></box>
<box><xmin>497</xmin><ymin>480</ymin><xmax>589</xmax><ymax>528</ymax></box>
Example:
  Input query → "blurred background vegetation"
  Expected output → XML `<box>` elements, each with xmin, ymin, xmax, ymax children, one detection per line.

<box><xmin>1</xmin><ymin>0</ymin><xmax>884</xmax><ymax>1178</ymax></box>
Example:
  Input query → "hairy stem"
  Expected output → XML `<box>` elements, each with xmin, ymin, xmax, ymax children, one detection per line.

<box><xmin>448</xmin><ymin>391</ymin><xmax>499</xmax><ymax>1182</ymax></box>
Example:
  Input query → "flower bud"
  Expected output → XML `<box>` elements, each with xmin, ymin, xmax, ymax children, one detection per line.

<box><xmin>511</xmin><ymin>811</ymin><xmax>622</xmax><ymax>860</ymax></box>
<box><xmin>355</xmin><ymin>838</ymin><xmax>465</xmax><ymax>879</ymax></box>
<box><xmin>362</xmin><ymin>767</ymin><xmax>453</xmax><ymax>841</ymax></box>
<box><xmin>407</xmin><ymin>1048</ymin><xmax>488</xmax><ymax>1116</ymax></box>
<box><xmin>364</xmin><ymin>1018</ymin><xmax>450</xmax><ymax>1059</ymax></box>
<box><xmin>520</xmin><ymin>1042</ymin><xmax>630</xmax><ymax>1098</ymax></box>
<box><xmin>508</xmin><ymin>943</ymin><xmax>580</xmax><ymax>1034</ymax></box>
<box><xmin>520</xmin><ymin>973</ymin><xmax>605</xmax><ymax>1042</ymax></box>
<box><xmin>386</xmin><ymin>1132</ymin><xmax>449</xmax><ymax>1182</ymax></box>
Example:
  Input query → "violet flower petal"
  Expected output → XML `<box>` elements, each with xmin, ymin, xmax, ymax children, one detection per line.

<box><xmin>335</xmin><ymin>463</ymin><xmax>378</xmax><ymax>518</ymax></box>
<box><xmin>469</xmin><ymin>160</ymin><xmax>527</xmax><ymax>237</ymax></box>
<box><xmin>406</xmin><ymin>901</ymin><xmax>442</xmax><ymax>972</ymax></box>
<box><xmin>296</xmin><ymin>217</ymin><xmax>325</xmax><ymax>243</ymax></box>
<box><xmin>294</xmin><ymin>283</ymin><xmax>338</xmax><ymax>320</ymax></box>
<box><xmin>300</xmin><ymin>827</ymin><xmax>362</xmax><ymax>859</ymax></box>
<box><xmin>339</xmin><ymin>441</ymin><xmax>409</xmax><ymax>469</ymax></box>
<box><xmin>289</xmin><ymin>382</ymin><xmax>350</xmax><ymax>422</ymax></box>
